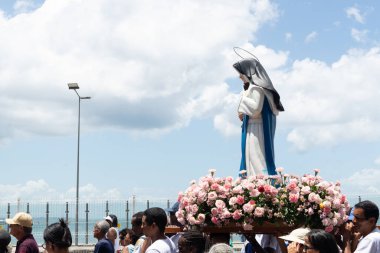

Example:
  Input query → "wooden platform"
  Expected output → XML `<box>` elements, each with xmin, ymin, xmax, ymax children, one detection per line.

<box><xmin>165</xmin><ymin>222</ymin><xmax>295</xmax><ymax>235</ymax></box>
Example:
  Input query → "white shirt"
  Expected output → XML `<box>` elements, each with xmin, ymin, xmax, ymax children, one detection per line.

<box><xmin>240</xmin><ymin>234</ymin><xmax>282</xmax><ymax>253</ymax></box>
<box><xmin>355</xmin><ymin>227</ymin><xmax>380</xmax><ymax>253</ymax></box>
<box><xmin>170</xmin><ymin>233</ymin><xmax>183</xmax><ymax>253</ymax></box>
<box><xmin>256</xmin><ymin>234</ymin><xmax>282</xmax><ymax>253</ymax></box>
<box><xmin>133</xmin><ymin>235</ymin><xmax>146</xmax><ymax>253</ymax></box>
<box><xmin>146</xmin><ymin>237</ymin><xmax>176</xmax><ymax>253</ymax></box>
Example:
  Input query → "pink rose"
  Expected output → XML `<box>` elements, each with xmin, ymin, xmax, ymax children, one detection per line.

<box><xmin>236</xmin><ymin>195</ymin><xmax>245</xmax><ymax>205</ymax></box>
<box><xmin>208</xmin><ymin>191</ymin><xmax>217</xmax><ymax>201</ymax></box>
<box><xmin>229</xmin><ymin>197</ymin><xmax>237</xmax><ymax>205</ymax></box>
<box><xmin>232</xmin><ymin>210</ymin><xmax>242</xmax><ymax>220</ymax></box>
<box><xmin>232</xmin><ymin>185</ymin><xmax>243</xmax><ymax>194</ymax></box>
<box><xmin>246</xmin><ymin>182</ymin><xmax>255</xmax><ymax>191</ymax></box>
<box><xmin>289</xmin><ymin>193</ymin><xmax>299</xmax><ymax>203</ymax></box>
<box><xmin>188</xmin><ymin>216</ymin><xmax>196</xmax><ymax>225</ymax></box>
<box><xmin>301</xmin><ymin>186</ymin><xmax>311</xmax><ymax>195</ymax></box>
<box><xmin>264</xmin><ymin>185</ymin><xmax>273</xmax><ymax>194</ymax></box>
<box><xmin>222</xmin><ymin>209</ymin><xmax>232</xmax><ymax>219</ymax></box>
<box><xmin>250</xmin><ymin>189</ymin><xmax>260</xmax><ymax>197</ymax></box>
<box><xmin>287</xmin><ymin>180</ymin><xmax>298</xmax><ymax>191</ymax></box>
<box><xmin>215</xmin><ymin>200</ymin><xmax>226</xmax><ymax>209</ymax></box>
<box><xmin>308</xmin><ymin>192</ymin><xmax>317</xmax><ymax>202</ymax></box>
<box><xmin>225</xmin><ymin>176</ymin><xmax>233</xmax><ymax>183</ymax></box>
<box><xmin>211</xmin><ymin>208</ymin><xmax>218</xmax><ymax>216</ymax></box>
<box><xmin>224</xmin><ymin>184</ymin><xmax>232</xmax><ymax>190</ymax></box>
<box><xmin>197</xmin><ymin>213</ymin><xmax>205</xmax><ymax>223</ymax></box>
<box><xmin>197</xmin><ymin>190</ymin><xmax>207</xmax><ymax>201</ymax></box>
<box><xmin>211</xmin><ymin>216</ymin><xmax>219</xmax><ymax>225</ymax></box>
<box><xmin>322</xmin><ymin>218</ymin><xmax>331</xmax><ymax>226</ymax></box>
<box><xmin>211</xmin><ymin>183</ymin><xmax>219</xmax><ymax>191</ymax></box>
<box><xmin>323</xmin><ymin>207</ymin><xmax>332</xmax><ymax>214</ymax></box>
<box><xmin>243</xmin><ymin>203</ymin><xmax>254</xmax><ymax>213</ymax></box>
<box><xmin>254</xmin><ymin>207</ymin><xmax>265</xmax><ymax>217</ymax></box>
<box><xmin>191</xmin><ymin>204</ymin><xmax>199</xmax><ymax>213</ymax></box>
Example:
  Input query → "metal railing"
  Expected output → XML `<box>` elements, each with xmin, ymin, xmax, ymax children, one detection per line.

<box><xmin>0</xmin><ymin>198</ymin><xmax>175</xmax><ymax>245</ymax></box>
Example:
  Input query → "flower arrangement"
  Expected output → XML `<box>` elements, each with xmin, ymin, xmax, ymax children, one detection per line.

<box><xmin>176</xmin><ymin>168</ymin><xmax>349</xmax><ymax>232</ymax></box>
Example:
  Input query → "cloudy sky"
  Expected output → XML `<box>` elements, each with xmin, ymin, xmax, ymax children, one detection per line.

<box><xmin>0</xmin><ymin>0</ymin><xmax>380</xmax><ymax>205</ymax></box>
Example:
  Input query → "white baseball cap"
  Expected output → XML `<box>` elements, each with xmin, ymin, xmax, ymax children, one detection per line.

<box><xmin>279</xmin><ymin>228</ymin><xmax>311</xmax><ymax>244</ymax></box>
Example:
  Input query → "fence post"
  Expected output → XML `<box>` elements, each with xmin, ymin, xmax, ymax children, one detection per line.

<box><xmin>106</xmin><ymin>201</ymin><xmax>109</xmax><ymax>216</ymax></box>
<box><xmin>65</xmin><ymin>202</ymin><xmax>69</xmax><ymax>223</ymax></box>
<box><xmin>85</xmin><ymin>203</ymin><xmax>89</xmax><ymax>244</ymax></box>
<box><xmin>27</xmin><ymin>203</ymin><xmax>30</xmax><ymax>214</ymax></box>
<box><xmin>132</xmin><ymin>195</ymin><xmax>136</xmax><ymax>215</ymax></box>
<box><xmin>126</xmin><ymin>201</ymin><xmax>129</xmax><ymax>228</ymax></box>
<box><xmin>46</xmin><ymin>202</ymin><xmax>49</xmax><ymax>228</ymax></box>
<box><xmin>147</xmin><ymin>200</ymin><xmax>149</xmax><ymax>209</ymax></box>
<box><xmin>7</xmin><ymin>203</ymin><xmax>10</xmax><ymax>232</ymax></box>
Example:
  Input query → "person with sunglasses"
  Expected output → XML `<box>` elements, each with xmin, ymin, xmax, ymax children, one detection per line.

<box><xmin>42</xmin><ymin>218</ymin><xmax>72</xmax><ymax>253</ymax></box>
<box><xmin>341</xmin><ymin>200</ymin><xmax>380</xmax><ymax>253</ymax></box>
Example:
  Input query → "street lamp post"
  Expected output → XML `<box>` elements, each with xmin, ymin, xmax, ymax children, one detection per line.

<box><xmin>68</xmin><ymin>83</ymin><xmax>91</xmax><ymax>245</ymax></box>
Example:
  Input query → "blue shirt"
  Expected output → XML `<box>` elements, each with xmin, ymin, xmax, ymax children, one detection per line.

<box><xmin>95</xmin><ymin>238</ymin><xmax>114</xmax><ymax>253</ymax></box>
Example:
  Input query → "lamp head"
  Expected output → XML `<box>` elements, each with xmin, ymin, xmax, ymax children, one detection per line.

<box><xmin>68</xmin><ymin>83</ymin><xmax>79</xmax><ymax>89</ymax></box>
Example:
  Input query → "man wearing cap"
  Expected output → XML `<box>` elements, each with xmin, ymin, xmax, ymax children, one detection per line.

<box><xmin>6</xmin><ymin>212</ymin><xmax>39</xmax><ymax>253</ymax></box>
<box><xmin>279</xmin><ymin>227</ymin><xmax>311</xmax><ymax>253</ymax></box>
<box><xmin>105</xmin><ymin>215</ymin><xmax>120</xmax><ymax>253</ymax></box>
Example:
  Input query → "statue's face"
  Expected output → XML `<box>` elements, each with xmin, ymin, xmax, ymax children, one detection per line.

<box><xmin>239</xmin><ymin>74</ymin><xmax>250</xmax><ymax>84</ymax></box>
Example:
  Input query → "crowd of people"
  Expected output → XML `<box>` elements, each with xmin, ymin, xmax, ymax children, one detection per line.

<box><xmin>0</xmin><ymin>200</ymin><xmax>379</xmax><ymax>253</ymax></box>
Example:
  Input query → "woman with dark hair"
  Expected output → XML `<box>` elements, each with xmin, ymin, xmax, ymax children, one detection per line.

<box><xmin>0</xmin><ymin>230</ymin><xmax>11</xmax><ymax>253</ymax></box>
<box><xmin>177</xmin><ymin>230</ymin><xmax>205</xmax><ymax>253</ymax></box>
<box><xmin>43</xmin><ymin>218</ymin><xmax>72</xmax><ymax>253</ymax></box>
<box><xmin>304</xmin><ymin>229</ymin><xmax>339</xmax><ymax>253</ymax></box>
<box><xmin>121</xmin><ymin>229</ymin><xmax>138</xmax><ymax>253</ymax></box>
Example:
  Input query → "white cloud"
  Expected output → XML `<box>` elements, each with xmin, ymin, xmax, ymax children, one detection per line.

<box><xmin>340</xmin><ymin>168</ymin><xmax>380</xmax><ymax>196</ymax></box>
<box><xmin>375</xmin><ymin>157</ymin><xmax>380</xmax><ymax>165</ymax></box>
<box><xmin>305</xmin><ymin>31</ymin><xmax>317</xmax><ymax>43</ymax></box>
<box><xmin>346</xmin><ymin>6</ymin><xmax>365</xmax><ymax>24</ymax></box>
<box><xmin>0</xmin><ymin>180</ymin><xmax>125</xmax><ymax>203</ymax></box>
<box><xmin>1</xmin><ymin>0</ymin><xmax>380</xmax><ymax>154</ymax></box>
<box><xmin>0</xmin><ymin>0</ymin><xmax>278</xmax><ymax>144</ymax></box>
<box><xmin>277</xmin><ymin>48</ymin><xmax>380</xmax><ymax>150</ymax></box>
<box><xmin>351</xmin><ymin>28</ymin><xmax>368</xmax><ymax>42</ymax></box>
